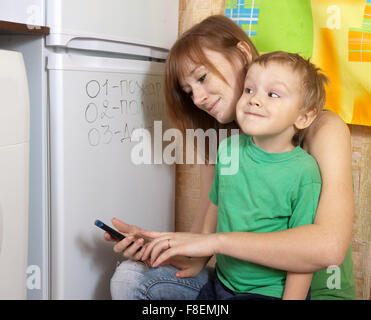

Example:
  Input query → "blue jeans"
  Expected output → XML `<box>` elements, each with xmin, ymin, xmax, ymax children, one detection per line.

<box><xmin>110</xmin><ymin>260</ymin><xmax>311</xmax><ymax>300</ymax></box>
<box><xmin>110</xmin><ymin>259</ymin><xmax>213</xmax><ymax>300</ymax></box>
<box><xmin>197</xmin><ymin>271</ymin><xmax>311</xmax><ymax>300</ymax></box>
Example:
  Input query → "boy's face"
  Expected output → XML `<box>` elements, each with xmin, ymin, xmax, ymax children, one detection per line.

<box><xmin>236</xmin><ymin>62</ymin><xmax>303</xmax><ymax>138</ymax></box>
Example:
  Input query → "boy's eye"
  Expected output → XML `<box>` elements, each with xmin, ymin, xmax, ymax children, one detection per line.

<box><xmin>245</xmin><ymin>88</ymin><xmax>253</xmax><ymax>94</ymax></box>
<box><xmin>268</xmin><ymin>92</ymin><xmax>279</xmax><ymax>98</ymax></box>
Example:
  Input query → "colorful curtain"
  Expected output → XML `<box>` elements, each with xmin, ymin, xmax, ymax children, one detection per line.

<box><xmin>226</xmin><ymin>0</ymin><xmax>371</xmax><ymax>126</ymax></box>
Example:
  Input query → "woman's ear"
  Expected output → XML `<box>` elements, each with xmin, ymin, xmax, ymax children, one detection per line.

<box><xmin>236</xmin><ymin>41</ymin><xmax>253</xmax><ymax>65</ymax></box>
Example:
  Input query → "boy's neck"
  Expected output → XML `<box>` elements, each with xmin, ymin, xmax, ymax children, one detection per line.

<box><xmin>252</xmin><ymin>134</ymin><xmax>296</xmax><ymax>153</ymax></box>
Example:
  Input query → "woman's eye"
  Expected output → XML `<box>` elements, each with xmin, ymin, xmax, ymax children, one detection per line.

<box><xmin>268</xmin><ymin>92</ymin><xmax>279</xmax><ymax>98</ymax></box>
<box><xmin>198</xmin><ymin>74</ymin><xmax>207</xmax><ymax>82</ymax></box>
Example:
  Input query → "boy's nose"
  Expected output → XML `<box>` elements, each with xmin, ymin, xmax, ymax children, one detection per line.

<box><xmin>249</xmin><ymin>94</ymin><xmax>262</xmax><ymax>108</ymax></box>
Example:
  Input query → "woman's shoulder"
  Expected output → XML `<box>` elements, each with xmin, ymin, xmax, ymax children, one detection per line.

<box><xmin>306</xmin><ymin>110</ymin><xmax>349</xmax><ymax>144</ymax></box>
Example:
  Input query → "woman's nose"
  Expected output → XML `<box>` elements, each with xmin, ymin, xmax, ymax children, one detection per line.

<box><xmin>192</xmin><ymin>86</ymin><xmax>208</xmax><ymax>107</ymax></box>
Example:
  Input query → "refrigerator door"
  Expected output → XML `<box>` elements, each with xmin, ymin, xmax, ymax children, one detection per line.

<box><xmin>46</xmin><ymin>0</ymin><xmax>179</xmax><ymax>57</ymax></box>
<box><xmin>47</xmin><ymin>53</ymin><xmax>175</xmax><ymax>299</ymax></box>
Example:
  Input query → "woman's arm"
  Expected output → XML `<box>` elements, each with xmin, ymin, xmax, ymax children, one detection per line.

<box><xmin>303</xmin><ymin>110</ymin><xmax>354</xmax><ymax>265</ymax></box>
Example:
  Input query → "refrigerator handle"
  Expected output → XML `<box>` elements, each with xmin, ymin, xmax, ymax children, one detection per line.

<box><xmin>46</xmin><ymin>35</ymin><xmax>168</xmax><ymax>60</ymax></box>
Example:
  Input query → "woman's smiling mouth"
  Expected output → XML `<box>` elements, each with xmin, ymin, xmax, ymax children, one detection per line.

<box><xmin>208</xmin><ymin>97</ymin><xmax>221</xmax><ymax>113</ymax></box>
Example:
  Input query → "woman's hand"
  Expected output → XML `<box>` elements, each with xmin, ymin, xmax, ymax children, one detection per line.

<box><xmin>139</xmin><ymin>230</ymin><xmax>218</xmax><ymax>267</ymax></box>
<box><xmin>166</xmin><ymin>256</ymin><xmax>210</xmax><ymax>278</ymax></box>
<box><xmin>104</xmin><ymin>218</ymin><xmax>147</xmax><ymax>261</ymax></box>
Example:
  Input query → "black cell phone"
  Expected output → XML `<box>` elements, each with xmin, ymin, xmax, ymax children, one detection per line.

<box><xmin>95</xmin><ymin>219</ymin><xmax>125</xmax><ymax>241</ymax></box>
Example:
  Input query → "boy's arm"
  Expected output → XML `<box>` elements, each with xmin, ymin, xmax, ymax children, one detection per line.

<box><xmin>283</xmin><ymin>272</ymin><xmax>313</xmax><ymax>300</ymax></box>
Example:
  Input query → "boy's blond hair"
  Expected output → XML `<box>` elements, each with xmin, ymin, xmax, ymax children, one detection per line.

<box><xmin>251</xmin><ymin>51</ymin><xmax>329</xmax><ymax>116</ymax></box>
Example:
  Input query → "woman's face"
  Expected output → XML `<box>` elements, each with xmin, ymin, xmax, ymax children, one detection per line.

<box><xmin>178</xmin><ymin>49</ymin><xmax>246</xmax><ymax>124</ymax></box>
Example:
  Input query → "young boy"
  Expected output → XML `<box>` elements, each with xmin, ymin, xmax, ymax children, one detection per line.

<box><xmin>142</xmin><ymin>51</ymin><xmax>329</xmax><ymax>300</ymax></box>
<box><xmin>197</xmin><ymin>51</ymin><xmax>328</xmax><ymax>300</ymax></box>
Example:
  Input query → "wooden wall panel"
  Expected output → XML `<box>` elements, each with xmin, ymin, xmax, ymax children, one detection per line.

<box><xmin>349</xmin><ymin>124</ymin><xmax>371</xmax><ymax>300</ymax></box>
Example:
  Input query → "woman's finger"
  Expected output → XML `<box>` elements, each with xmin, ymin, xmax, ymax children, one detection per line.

<box><xmin>133</xmin><ymin>243</ymin><xmax>147</xmax><ymax>261</ymax></box>
<box><xmin>152</xmin><ymin>247</ymin><xmax>177</xmax><ymax>267</ymax></box>
<box><xmin>122</xmin><ymin>238</ymin><xmax>144</xmax><ymax>259</ymax></box>
<box><xmin>104</xmin><ymin>232</ymin><xmax>114</xmax><ymax>242</ymax></box>
<box><xmin>112</xmin><ymin>218</ymin><xmax>140</xmax><ymax>235</ymax></box>
<box><xmin>141</xmin><ymin>235</ymin><xmax>169</xmax><ymax>261</ymax></box>
<box><xmin>104</xmin><ymin>231</ymin><xmax>130</xmax><ymax>242</ymax></box>
<box><xmin>176</xmin><ymin>268</ymin><xmax>193</xmax><ymax>278</ymax></box>
<box><xmin>139</xmin><ymin>229</ymin><xmax>169</xmax><ymax>239</ymax></box>
<box><xmin>113</xmin><ymin>236</ymin><xmax>135</xmax><ymax>253</ymax></box>
<box><xmin>149</xmin><ymin>239</ymin><xmax>172</xmax><ymax>264</ymax></box>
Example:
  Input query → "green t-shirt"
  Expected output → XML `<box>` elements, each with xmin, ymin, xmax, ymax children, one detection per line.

<box><xmin>210</xmin><ymin>135</ymin><xmax>356</xmax><ymax>300</ymax></box>
<box><xmin>310</xmin><ymin>246</ymin><xmax>356</xmax><ymax>300</ymax></box>
<box><xmin>210</xmin><ymin>134</ymin><xmax>322</xmax><ymax>298</ymax></box>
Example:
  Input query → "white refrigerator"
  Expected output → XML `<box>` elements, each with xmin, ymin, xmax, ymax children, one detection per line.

<box><xmin>0</xmin><ymin>0</ymin><xmax>178</xmax><ymax>300</ymax></box>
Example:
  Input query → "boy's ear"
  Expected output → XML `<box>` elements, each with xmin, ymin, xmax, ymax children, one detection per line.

<box><xmin>294</xmin><ymin>109</ymin><xmax>318</xmax><ymax>130</ymax></box>
<box><xmin>236</xmin><ymin>41</ymin><xmax>253</xmax><ymax>65</ymax></box>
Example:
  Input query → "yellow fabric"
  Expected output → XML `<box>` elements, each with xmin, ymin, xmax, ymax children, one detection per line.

<box><xmin>226</xmin><ymin>0</ymin><xmax>371</xmax><ymax>126</ymax></box>
<box><xmin>311</xmin><ymin>0</ymin><xmax>371</xmax><ymax>126</ymax></box>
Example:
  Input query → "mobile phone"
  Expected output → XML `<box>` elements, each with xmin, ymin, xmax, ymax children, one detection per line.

<box><xmin>94</xmin><ymin>219</ymin><xmax>125</xmax><ymax>241</ymax></box>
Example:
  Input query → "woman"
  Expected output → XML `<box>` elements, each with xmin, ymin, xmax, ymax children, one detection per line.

<box><xmin>107</xmin><ymin>15</ymin><xmax>356</xmax><ymax>300</ymax></box>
